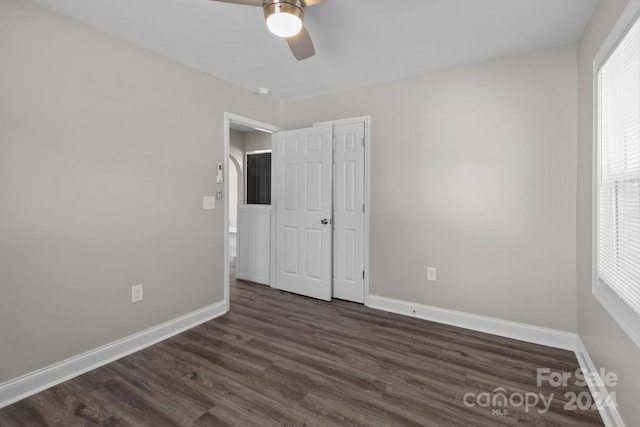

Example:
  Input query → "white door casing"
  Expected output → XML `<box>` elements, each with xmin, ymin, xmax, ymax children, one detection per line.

<box><xmin>332</xmin><ymin>122</ymin><xmax>365</xmax><ymax>303</ymax></box>
<box><xmin>275</xmin><ymin>125</ymin><xmax>333</xmax><ymax>301</ymax></box>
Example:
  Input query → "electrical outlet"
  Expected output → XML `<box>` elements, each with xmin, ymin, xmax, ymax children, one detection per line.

<box><xmin>427</xmin><ymin>267</ymin><xmax>437</xmax><ymax>281</ymax></box>
<box><xmin>131</xmin><ymin>284</ymin><xmax>143</xmax><ymax>303</ymax></box>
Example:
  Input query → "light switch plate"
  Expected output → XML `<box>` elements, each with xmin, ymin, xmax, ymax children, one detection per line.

<box><xmin>203</xmin><ymin>196</ymin><xmax>216</xmax><ymax>210</ymax></box>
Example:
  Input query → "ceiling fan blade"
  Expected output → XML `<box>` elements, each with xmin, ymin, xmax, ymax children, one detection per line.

<box><xmin>302</xmin><ymin>0</ymin><xmax>327</xmax><ymax>6</ymax></box>
<box><xmin>210</xmin><ymin>0</ymin><xmax>263</xmax><ymax>6</ymax></box>
<box><xmin>287</xmin><ymin>25</ymin><xmax>315</xmax><ymax>60</ymax></box>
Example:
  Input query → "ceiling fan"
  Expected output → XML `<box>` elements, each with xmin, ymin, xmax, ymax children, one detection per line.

<box><xmin>211</xmin><ymin>0</ymin><xmax>326</xmax><ymax>60</ymax></box>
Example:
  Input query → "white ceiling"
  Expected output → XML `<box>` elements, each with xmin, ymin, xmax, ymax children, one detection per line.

<box><xmin>29</xmin><ymin>0</ymin><xmax>597</xmax><ymax>101</ymax></box>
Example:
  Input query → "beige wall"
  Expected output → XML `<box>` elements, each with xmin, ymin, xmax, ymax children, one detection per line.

<box><xmin>577</xmin><ymin>0</ymin><xmax>640</xmax><ymax>423</ymax></box>
<box><xmin>229</xmin><ymin>130</ymin><xmax>246</xmax><ymax>165</ymax></box>
<box><xmin>244</xmin><ymin>130</ymin><xmax>272</xmax><ymax>153</ymax></box>
<box><xmin>0</xmin><ymin>0</ymin><xmax>278</xmax><ymax>383</ymax></box>
<box><xmin>5</xmin><ymin>1</ymin><xmax>637</xmax><ymax>421</ymax></box>
<box><xmin>281</xmin><ymin>45</ymin><xmax>579</xmax><ymax>332</ymax></box>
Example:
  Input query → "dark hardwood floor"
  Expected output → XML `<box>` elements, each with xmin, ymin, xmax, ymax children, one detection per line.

<box><xmin>0</xmin><ymin>262</ymin><xmax>604</xmax><ymax>426</ymax></box>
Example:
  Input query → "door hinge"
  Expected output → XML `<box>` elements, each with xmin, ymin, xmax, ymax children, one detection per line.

<box><xmin>332</xmin><ymin>136</ymin><xmax>336</xmax><ymax>152</ymax></box>
<box><xmin>361</xmin><ymin>137</ymin><xmax>365</xmax><ymax>146</ymax></box>
<box><xmin>362</xmin><ymin>204</ymin><xmax>365</xmax><ymax>213</ymax></box>
<box><xmin>363</xmin><ymin>270</ymin><xmax>365</xmax><ymax>280</ymax></box>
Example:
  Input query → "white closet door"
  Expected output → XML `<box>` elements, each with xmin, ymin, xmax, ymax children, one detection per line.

<box><xmin>333</xmin><ymin>122</ymin><xmax>365</xmax><ymax>303</ymax></box>
<box><xmin>275</xmin><ymin>125</ymin><xmax>332</xmax><ymax>301</ymax></box>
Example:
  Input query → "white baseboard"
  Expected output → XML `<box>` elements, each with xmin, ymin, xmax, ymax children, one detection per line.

<box><xmin>368</xmin><ymin>295</ymin><xmax>626</xmax><ymax>425</ymax></box>
<box><xmin>0</xmin><ymin>301</ymin><xmax>227</xmax><ymax>409</ymax></box>
<box><xmin>0</xmin><ymin>295</ymin><xmax>625</xmax><ymax>427</ymax></box>
<box><xmin>368</xmin><ymin>295</ymin><xmax>577</xmax><ymax>351</ymax></box>
<box><xmin>574</xmin><ymin>337</ymin><xmax>626</xmax><ymax>427</ymax></box>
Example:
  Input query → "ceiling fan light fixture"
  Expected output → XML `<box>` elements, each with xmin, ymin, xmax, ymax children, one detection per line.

<box><xmin>264</xmin><ymin>1</ymin><xmax>304</xmax><ymax>38</ymax></box>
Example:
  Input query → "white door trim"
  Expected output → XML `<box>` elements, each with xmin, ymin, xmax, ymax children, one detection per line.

<box><xmin>314</xmin><ymin>116</ymin><xmax>371</xmax><ymax>306</ymax></box>
<box><xmin>224</xmin><ymin>113</ymin><xmax>279</xmax><ymax>312</ymax></box>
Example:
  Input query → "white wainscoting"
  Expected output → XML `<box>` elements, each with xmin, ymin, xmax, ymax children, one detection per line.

<box><xmin>237</xmin><ymin>205</ymin><xmax>271</xmax><ymax>285</ymax></box>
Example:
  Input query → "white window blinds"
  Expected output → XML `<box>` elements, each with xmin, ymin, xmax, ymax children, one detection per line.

<box><xmin>597</xmin><ymin>16</ymin><xmax>640</xmax><ymax>316</ymax></box>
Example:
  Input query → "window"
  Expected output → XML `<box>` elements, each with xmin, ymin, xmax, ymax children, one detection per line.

<box><xmin>246</xmin><ymin>152</ymin><xmax>271</xmax><ymax>205</ymax></box>
<box><xmin>594</xmin><ymin>9</ymin><xmax>640</xmax><ymax>348</ymax></box>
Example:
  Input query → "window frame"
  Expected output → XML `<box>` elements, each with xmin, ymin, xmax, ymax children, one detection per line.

<box><xmin>592</xmin><ymin>0</ymin><xmax>640</xmax><ymax>349</ymax></box>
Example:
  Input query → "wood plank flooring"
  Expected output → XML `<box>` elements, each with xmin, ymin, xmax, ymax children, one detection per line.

<box><xmin>0</xmin><ymin>265</ymin><xmax>604</xmax><ymax>426</ymax></box>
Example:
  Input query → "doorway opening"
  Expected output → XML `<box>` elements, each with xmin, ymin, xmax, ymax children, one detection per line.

<box><xmin>224</xmin><ymin>113</ymin><xmax>279</xmax><ymax>312</ymax></box>
<box><xmin>224</xmin><ymin>113</ymin><xmax>371</xmax><ymax>312</ymax></box>
<box><xmin>228</xmin><ymin>155</ymin><xmax>242</xmax><ymax>257</ymax></box>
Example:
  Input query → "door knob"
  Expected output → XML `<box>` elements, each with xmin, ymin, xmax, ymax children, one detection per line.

<box><xmin>321</xmin><ymin>218</ymin><xmax>329</xmax><ymax>225</ymax></box>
